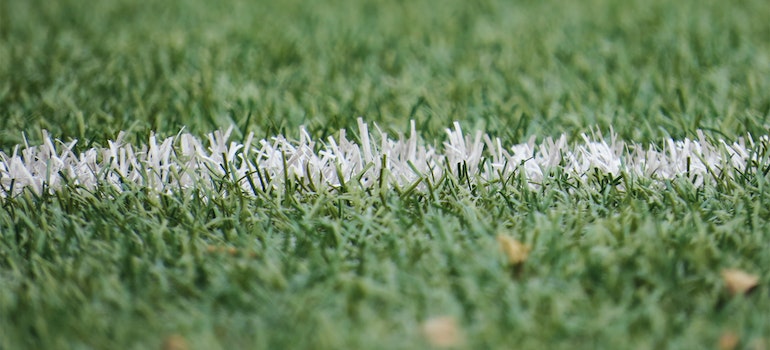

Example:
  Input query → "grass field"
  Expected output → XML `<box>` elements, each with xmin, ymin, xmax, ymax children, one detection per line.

<box><xmin>2</xmin><ymin>0</ymin><xmax>770</xmax><ymax>348</ymax></box>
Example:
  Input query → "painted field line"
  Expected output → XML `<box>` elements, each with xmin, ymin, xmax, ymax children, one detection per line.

<box><xmin>1</xmin><ymin>118</ymin><xmax>767</xmax><ymax>197</ymax></box>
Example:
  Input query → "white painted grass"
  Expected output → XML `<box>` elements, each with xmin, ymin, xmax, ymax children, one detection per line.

<box><xmin>0</xmin><ymin>118</ymin><xmax>767</xmax><ymax>197</ymax></box>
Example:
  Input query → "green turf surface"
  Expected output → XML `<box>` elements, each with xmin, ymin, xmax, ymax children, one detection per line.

<box><xmin>2</xmin><ymin>0</ymin><xmax>770</xmax><ymax>348</ymax></box>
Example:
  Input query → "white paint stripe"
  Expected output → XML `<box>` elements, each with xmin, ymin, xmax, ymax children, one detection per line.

<box><xmin>0</xmin><ymin>118</ymin><xmax>767</xmax><ymax>197</ymax></box>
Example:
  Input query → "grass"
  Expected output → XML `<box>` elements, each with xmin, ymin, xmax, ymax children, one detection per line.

<box><xmin>3</xmin><ymin>0</ymin><xmax>770</xmax><ymax>147</ymax></box>
<box><xmin>2</xmin><ymin>0</ymin><xmax>770</xmax><ymax>348</ymax></box>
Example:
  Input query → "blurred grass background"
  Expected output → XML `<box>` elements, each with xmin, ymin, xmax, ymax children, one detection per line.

<box><xmin>2</xmin><ymin>0</ymin><xmax>770</xmax><ymax>149</ymax></box>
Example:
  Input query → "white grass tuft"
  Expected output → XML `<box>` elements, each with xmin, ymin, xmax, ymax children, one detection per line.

<box><xmin>1</xmin><ymin>118</ymin><xmax>767</xmax><ymax>197</ymax></box>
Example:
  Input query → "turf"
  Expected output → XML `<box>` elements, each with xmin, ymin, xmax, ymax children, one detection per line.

<box><xmin>2</xmin><ymin>0</ymin><xmax>770</xmax><ymax>348</ymax></box>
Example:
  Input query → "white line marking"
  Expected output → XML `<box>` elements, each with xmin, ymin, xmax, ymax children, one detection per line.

<box><xmin>1</xmin><ymin>119</ymin><xmax>766</xmax><ymax>196</ymax></box>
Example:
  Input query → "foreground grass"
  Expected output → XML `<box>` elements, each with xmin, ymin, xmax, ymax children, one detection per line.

<box><xmin>2</xmin><ymin>172</ymin><xmax>770</xmax><ymax>349</ymax></box>
<box><xmin>3</xmin><ymin>0</ymin><xmax>770</xmax><ymax>348</ymax></box>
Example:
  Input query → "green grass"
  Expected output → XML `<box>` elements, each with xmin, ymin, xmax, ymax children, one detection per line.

<box><xmin>2</xmin><ymin>0</ymin><xmax>770</xmax><ymax>348</ymax></box>
<box><xmin>3</xmin><ymin>0</ymin><xmax>770</xmax><ymax>147</ymax></box>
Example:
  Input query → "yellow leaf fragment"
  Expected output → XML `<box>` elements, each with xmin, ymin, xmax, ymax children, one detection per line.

<box><xmin>497</xmin><ymin>235</ymin><xmax>530</xmax><ymax>265</ymax></box>
<box><xmin>719</xmin><ymin>331</ymin><xmax>740</xmax><ymax>350</ymax></box>
<box><xmin>721</xmin><ymin>269</ymin><xmax>759</xmax><ymax>295</ymax></box>
<box><xmin>161</xmin><ymin>334</ymin><xmax>189</xmax><ymax>350</ymax></box>
<box><xmin>421</xmin><ymin>316</ymin><xmax>464</xmax><ymax>348</ymax></box>
<box><xmin>205</xmin><ymin>245</ymin><xmax>244</xmax><ymax>257</ymax></box>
